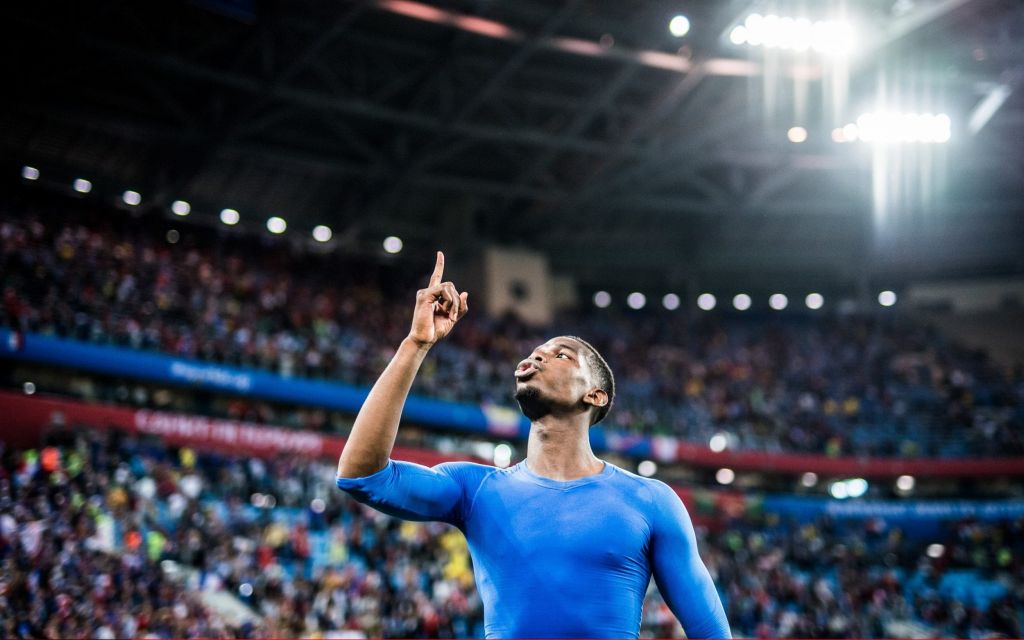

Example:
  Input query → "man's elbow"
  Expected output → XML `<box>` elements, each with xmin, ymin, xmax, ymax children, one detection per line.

<box><xmin>336</xmin><ymin>454</ymin><xmax>389</xmax><ymax>479</ymax></box>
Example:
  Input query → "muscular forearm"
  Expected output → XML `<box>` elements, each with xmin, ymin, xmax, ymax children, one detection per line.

<box><xmin>337</xmin><ymin>337</ymin><xmax>431</xmax><ymax>478</ymax></box>
<box><xmin>337</xmin><ymin>251</ymin><xmax>466</xmax><ymax>478</ymax></box>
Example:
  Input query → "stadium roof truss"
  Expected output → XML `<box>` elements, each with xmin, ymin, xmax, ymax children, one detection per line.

<box><xmin>2</xmin><ymin>0</ymin><xmax>1023</xmax><ymax>290</ymax></box>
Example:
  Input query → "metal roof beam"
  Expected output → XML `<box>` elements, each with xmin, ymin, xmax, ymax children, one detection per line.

<box><xmin>361</xmin><ymin>1</ymin><xmax>586</xmax><ymax>217</ymax></box>
<box><xmin>364</xmin><ymin>0</ymin><xmax>820</xmax><ymax>80</ymax></box>
<box><xmin>80</xmin><ymin>38</ymin><xmax>647</xmax><ymax>158</ymax></box>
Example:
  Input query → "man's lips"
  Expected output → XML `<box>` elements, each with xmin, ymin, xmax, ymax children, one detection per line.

<box><xmin>515</xmin><ymin>361</ymin><xmax>540</xmax><ymax>379</ymax></box>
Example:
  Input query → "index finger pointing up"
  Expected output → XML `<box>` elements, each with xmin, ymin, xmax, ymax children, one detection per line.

<box><xmin>429</xmin><ymin>251</ymin><xmax>445</xmax><ymax>286</ymax></box>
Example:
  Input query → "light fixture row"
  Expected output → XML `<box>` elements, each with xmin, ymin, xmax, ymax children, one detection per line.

<box><xmin>594</xmin><ymin>291</ymin><xmax>899</xmax><ymax>310</ymax></box>
<box><xmin>20</xmin><ymin>167</ymin><xmax>408</xmax><ymax>250</ymax></box>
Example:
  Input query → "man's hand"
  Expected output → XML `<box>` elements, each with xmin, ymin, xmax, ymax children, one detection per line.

<box><xmin>408</xmin><ymin>251</ymin><xmax>469</xmax><ymax>348</ymax></box>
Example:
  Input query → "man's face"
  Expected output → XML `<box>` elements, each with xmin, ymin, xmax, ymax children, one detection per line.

<box><xmin>513</xmin><ymin>337</ymin><xmax>603</xmax><ymax>422</ymax></box>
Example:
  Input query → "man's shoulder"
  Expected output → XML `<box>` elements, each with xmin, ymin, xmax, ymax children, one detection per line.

<box><xmin>606</xmin><ymin>461</ymin><xmax>664</xmax><ymax>488</ymax></box>
<box><xmin>434</xmin><ymin>460</ymin><xmax>505</xmax><ymax>488</ymax></box>
<box><xmin>606</xmin><ymin>463</ymin><xmax>681</xmax><ymax>507</ymax></box>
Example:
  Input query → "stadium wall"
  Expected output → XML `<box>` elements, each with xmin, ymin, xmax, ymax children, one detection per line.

<box><xmin>0</xmin><ymin>389</ymin><xmax>473</xmax><ymax>468</ymax></box>
<box><xmin>4</xmin><ymin>328</ymin><xmax>1024</xmax><ymax>477</ymax></box>
<box><xmin>5</xmin><ymin>391</ymin><xmax>1024</xmax><ymax>535</ymax></box>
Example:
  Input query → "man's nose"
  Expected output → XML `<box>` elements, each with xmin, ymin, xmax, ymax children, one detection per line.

<box><xmin>531</xmin><ymin>352</ymin><xmax>545</xmax><ymax>362</ymax></box>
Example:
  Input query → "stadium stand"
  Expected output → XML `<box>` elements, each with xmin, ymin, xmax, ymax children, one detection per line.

<box><xmin>5</xmin><ymin>0</ymin><xmax>1024</xmax><ymax>635</ymax></box>
<box><xmin>1</xmin><ymin>424</ymin><xmax>1022</xmax><ymax>638</ymax></box>
<box><xmin>2</xmin><ymin>207</ymin><xmax>1022</xmax><ymax>460</ymax></box>
<box><xmin>1</xmin><ymin>197</ymin><xmax>1022</xmax><ymax>638</ymax></box>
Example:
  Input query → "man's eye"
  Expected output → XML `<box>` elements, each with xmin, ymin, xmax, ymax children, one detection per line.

<box><xmin>556</xmin><ymin>353</ymin><xmax>569</xmax><ymax>359</ymax></box>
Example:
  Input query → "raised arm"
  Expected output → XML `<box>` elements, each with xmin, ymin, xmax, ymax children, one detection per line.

<box><xmin>650</xmin><ymin>483</ymin><xmax>732</xmax><ymax>639</ymax></box>
<box><xmin>337</xmin><ymin>251</ymin><xmax>468</xmax><ymax>478</ymax></box>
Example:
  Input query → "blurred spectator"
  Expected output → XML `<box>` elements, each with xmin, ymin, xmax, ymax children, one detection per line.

<box><xmin>2</xmin><ymin>427</ymin><xmax>1022</xmax><ymax>638</ymax></box>
<box><xmin>2</xmin><ymin>210</ymin><xmax>1022</xmax><ymax>458</ymax></box>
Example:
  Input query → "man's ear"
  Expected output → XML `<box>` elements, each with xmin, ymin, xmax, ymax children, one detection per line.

<box><xmin>583</xmin><ymin>388</ymin><xmax>608</xmax><ymax>411</ymax></box>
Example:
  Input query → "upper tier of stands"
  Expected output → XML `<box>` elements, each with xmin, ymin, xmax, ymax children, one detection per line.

<box><xmin>2</xmin><ymin>205</ymin><xmax>1022</xmax><ymax>459</ymax></box>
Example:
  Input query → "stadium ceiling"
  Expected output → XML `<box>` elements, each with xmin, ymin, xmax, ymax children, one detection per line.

<box><xmin>2</xmin><ymin>0</ymin><xmax>1023</xmax><ymax>291</ymax></box>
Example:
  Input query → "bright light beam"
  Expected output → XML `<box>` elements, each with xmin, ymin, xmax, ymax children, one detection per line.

<box><xmin>840</xmin><ymin>112</ymin><xmax>952</xmax><ymax>144</ymax></box>
<box><xmin>968</xmin><ymin>84</ymin><xmax>1012</xmax><ymax>135</ymax></box>
<box><xmin>734</xmin><ymin>14</ymin><xmax>854</xmax><ymax>56</ymax></box>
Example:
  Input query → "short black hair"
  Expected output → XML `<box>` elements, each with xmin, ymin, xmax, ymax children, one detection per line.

<box><xmin>565</xmin><ymin>336</ymin><xmax>615</xmax><ymax>425</ymax></box>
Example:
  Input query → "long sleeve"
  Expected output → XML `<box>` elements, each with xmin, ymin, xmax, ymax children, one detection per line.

<box><xmin>649</xmin><ymin>482</ymin><xmax>732</xmax><ymax>639</ymax></box>
<box><xmin>336</xmin><ymin>459</ymin><xmax>486</xmax><ymax>527</ymax></box>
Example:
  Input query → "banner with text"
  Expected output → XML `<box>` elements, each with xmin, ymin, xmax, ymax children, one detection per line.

<box><xmin>4</xmin><ymin>329</ymin><xmax>1024</xmax><ymax>477</ymax></box>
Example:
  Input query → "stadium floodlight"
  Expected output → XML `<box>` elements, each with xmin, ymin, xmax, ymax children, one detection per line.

<box><xmin>627</xmin><ymin>292</ymin><xmax>646</xmax><ymax>310</ymax></box>
<box><xmin>811</xmin><ymin>19</ymin><xmax>854</xmax><ymax>55</ymax></box>
<box><xmin>239</xmin><ymin>583</ymin><xmax>254</xmax><ymax>597</ymax></box>
<box><xmin>769</xmin><ymin>293</ymin><xmax>788</xmax><ymax>310</ymax></box>
<box><xmin>383</xmin><ymin>235</ymin><xmax>404</xmax><ymax>254</ymax></box>
<box><xmin>267</xmin><ymin>216</ymin><xmax>287</xmax><ymax>234</ymax></box>
<box><xmin>839</xmin><ymin>112</ymin><xmax>952</xmax><ymax>144</ymax></box>
<box><xmin>801</xmin><ymin>472</ymin><xmax>818</xmax><ymax>487</ymax></box>
<box><xmin>716</xmin><ymin>468</ymin><xmax>735</xmax><ymax>485</ymax></box>
<box><xmin>709</xmin><ymin>433</ymin><xmax>728</xmax><ymax>453</ymax></box>
<box><xmin>787</xmin><ymin>126</ymin><xmax>807</xmax><ymax>143</ymax></box>
<box><xmin>697</xmin><ymin>293</ymin><xmax>717</xmax><ymax>311</ymax></box>
<box><xmin>122</xmin><ymin>190</ymin><xmax>141</xmax><ymax>206</ymax></box>
<box><xmin>220</xmin><ymin>208</ymin><xmax>240</xmax><ymax>225</ymax></box>
<box><xmin>21</xmin><ymin>166</ymin><xmax>40</xmax><ymax>180</ymax></box>
<box><xmin>23</xmin><ymin>381</ymin><xmax>36</xmax><ymax>395</ymax></box>
<box><xmin>669</xmin><ymin>15</ymin><xmax>690</xmax><ymax>37</ymax></box>
<box><xmin>878</xmin><ymin>290</ymin><xmax>897</xmax><ymax>307</ymax></box>
<box><xmin>172</xmin><ymin>200</ymin><xmax>191</xmax><ymax>216</ymax></box>
<box><xmin>805</xmin><ymin>293</ymin><xmax>824</xmax><ymax>310</ymax></box>
<box><xmin>733</xmin><ymin>14</ymin><xmax>853</xmax><ymax>55</ymax></box>
<box><xmin>593</xmin><ymin>291</ymin><xmax>612</xmax><ymax>308</ymax></box>
<box><xmin>637</xmin><ymin>460</ymin><xmax>657</xmax><ymax>477</ymax></box>
<box><xmin>846</xmin><ymin>478</ymin><xmax>868</xmax><ymax>498</ymax></box>
<box><xmin>926</xmin><ymin>544</ymin><xmax>945</xmax><ymax>558</ymax></box>
<box><xmin>662</xmin><ymin>293</ymin><xmax>681</xmax><ymax>310</ymax></box>
<box><xmin>310</xmin><ymin>498</ymin><xmax>326</xmax><ymax>513</ymax></box>
<box><xmin>73</xmin><ymin>178</ymin><xmax>92</xmax><ymax>194</ymax></box>
<box><xmin>733</xmin><ymin>293</ymin><xmax>751</xmax><ymax>311</ymax></box>
<box><xmin>166</xmin><ymin>229</ymin><xmax>180</xmax><ymax>244</ymax></box>
<box><xmin>829</xmin><ymin>481</ymin><xmax>849</xmax><ymax>499</ymax></box>
<box><xmin>896</xmin><ymin>475</ymin><xmax>915</xmax><ymax>492</ymax></box>
<box><xmin>493</xmin><ymin>443</ymin><xmax>512</xmax><ymax>468</ymax></box>
<box><xmin>312</xmin><ymin>225</ymin><xmax>332</xmax><ymax>242</ymax></box>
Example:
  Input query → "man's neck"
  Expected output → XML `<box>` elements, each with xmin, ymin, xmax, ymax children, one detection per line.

<box><xmin>525</xmin><ymin>415</ymin><xmax>604</xmax><ymax>482</ymax></box>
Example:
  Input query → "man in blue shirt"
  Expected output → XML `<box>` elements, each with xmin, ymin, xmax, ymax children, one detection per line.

<box><xmin>337</xmin><ymin>252</ymin><xmax>731</xmax><ymax>638</ymax></box>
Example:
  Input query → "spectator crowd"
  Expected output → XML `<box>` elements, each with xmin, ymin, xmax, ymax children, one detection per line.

<box><xmin>2</xmin><ymin>427</ymin><xmax>1022</xmax><ymax>638</ymax></box>
<box><xmin>2</xmin><ymin>205</ymin><xmax>1023</xmax><ymax>459</ymax></box>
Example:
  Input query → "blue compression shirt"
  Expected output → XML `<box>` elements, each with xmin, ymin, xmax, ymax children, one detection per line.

<box><xmin>336</xmin><ymin>459</ymin><xmax>731</xmax><ymax>638</ymax></box>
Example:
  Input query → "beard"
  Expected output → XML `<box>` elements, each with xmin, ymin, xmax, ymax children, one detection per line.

<box><xmin>514</xmin><ymin>383</ymin><xmax>552</xmax><ymax>422</ymax></box>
